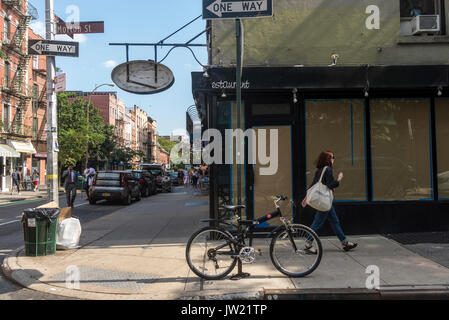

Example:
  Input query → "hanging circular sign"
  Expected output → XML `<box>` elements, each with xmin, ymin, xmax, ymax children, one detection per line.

<box><xmin>111</xmin><ymin>60</ymin><xmax>175</xmax><ymax>94</ymax></box>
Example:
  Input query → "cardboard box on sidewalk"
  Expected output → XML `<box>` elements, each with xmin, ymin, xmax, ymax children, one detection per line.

<box><xmin>37</xmin><ymin>201</ymin><xmax>72</xmax><ymax>222</ymax></box>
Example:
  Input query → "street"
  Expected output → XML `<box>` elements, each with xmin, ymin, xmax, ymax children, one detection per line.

<box><xmin>0</xmin><ymin>190</ymin><xmax>132</xmax><ymax>300</ymax></box>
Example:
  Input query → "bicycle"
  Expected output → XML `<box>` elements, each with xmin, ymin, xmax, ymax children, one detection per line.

<box><xmin>185</xmin><ymin>195</ymin><xmax>323</xmax><ymax>280</ymax></box>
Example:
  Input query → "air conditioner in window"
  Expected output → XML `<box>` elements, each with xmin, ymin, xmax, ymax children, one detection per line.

<box><xmin>411</xmin><ymin>15</ymin><xmax>440</xmax><ymax>35</ymax></box>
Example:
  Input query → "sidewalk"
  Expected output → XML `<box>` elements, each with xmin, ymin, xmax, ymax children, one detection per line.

<box><xmin>0</xmin><ymin>188</ymin><xmax>67</xmax><ymax>205</ymax></box>
<box><xmin>2</xmin><ymin>188</ymin><xmax>449</xmax><ymax>300</ymax></box>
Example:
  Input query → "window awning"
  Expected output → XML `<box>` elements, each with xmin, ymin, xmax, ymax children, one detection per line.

<box><xmin>7</xmin><ymin>140</ymin><xmax>37</xmax><ymax>154</ymax></box>
<box><xmin>0</xmin><ymin>144</ymin><xmax>20</xmax><ymax>158</ymax></box>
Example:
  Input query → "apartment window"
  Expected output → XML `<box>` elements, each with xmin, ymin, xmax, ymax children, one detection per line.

<box><xmin>32</xmin><ymin>85</ymin><xmax>39</xmax><ymax>114</ymax></box>
<box><xmin>32</xmin><ymin>117</ymin><xmax>38</xmax><ymax>139</ymax></box>
<box><xmin>4</xmin><ymin>62</ymin><xmax>10</xmax><ymax>88</ymax></box>
<box><xmin>4</xmin><ymin>19</ymin><xmax>10</xmax><ymax>42</ymax></box>
<box><xmin>400</xmin><ymin>0</ymin><xmax>444</xmax><ymax>35</ymax></box>
<box><xmin>33</xmin><ymin>56</ymin><xmax>39</xmax><ymax>69</ymax></box>
<box><xmin>305</xmin><ymin>100</ymin><xmax>367</xmax><ymax>201</ymax></box>
<box><xmin>370</xmin><ymin>99</ymin><xmax>432</xmax><ymax>201</ymax></box>
<box><xmin>3</xmin><ymin>104</ymin><xmax>10</xmax><ymax>129</ymax></box>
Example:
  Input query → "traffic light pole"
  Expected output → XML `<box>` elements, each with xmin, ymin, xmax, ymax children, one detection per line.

<box><xmin>46</xmin><ymin>0</ymin><xmax>59</xmax><ymax>205</ymax></box>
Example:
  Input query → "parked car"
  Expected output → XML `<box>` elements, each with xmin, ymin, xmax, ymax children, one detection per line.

<box><xmin>168</xmin><ymin>172</ymin><xmax>181</xmax><ymax>186</ymax></box>
<box><xmin>89</xmin><ymin>171</ymin><xmax>141</xmax><ymax>205</ymax></box>
<box><xmin>132</xmin><ymin>170</ymin><xmax>157</xmax><ymax>197</ymax></box>
<box><xmin>140</xmin><ymin>164</ymin><xmax>172</xmax><ymax>193</ymax></box>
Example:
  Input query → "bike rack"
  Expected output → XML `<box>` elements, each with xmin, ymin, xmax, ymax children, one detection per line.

<box><xmin>230</xmin><ymin>207</ymin><xmax>251</xmax><ymax>281</ymax></box>
<box><xmin>230</xmin><ymin>259</ymin><xmax>250</xmax><ymax>281</ymax></box>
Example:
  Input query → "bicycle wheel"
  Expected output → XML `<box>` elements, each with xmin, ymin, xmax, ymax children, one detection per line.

<box><xmin>270</xmin><ymin>224</ymin><xmax>322</xmax><ymax>277</ymax></box>
<box><xmin>186</xmin><ymin>226</ymin><xmax>238</xmax><ymax>280</ymax></box>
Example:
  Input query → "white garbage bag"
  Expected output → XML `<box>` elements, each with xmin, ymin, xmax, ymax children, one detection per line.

<box><xmin>56</xmin><ymin>218</ymin><xmax>82</xmax><ymax>250</ymax></box>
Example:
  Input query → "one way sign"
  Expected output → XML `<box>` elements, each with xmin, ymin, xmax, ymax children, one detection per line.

<box><xmin>28</xmin><ymin>39</ymin><xmax>79</xmax><ymax>57</ymax></box>
<box><xmin>203</xmin><ymin>0</ymin><xmax>273</xmax><ymax>19</ymax></box>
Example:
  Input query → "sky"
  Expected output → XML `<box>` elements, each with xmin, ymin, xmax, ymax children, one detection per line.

<box><xmin>29</xmin><ymin>0</ymin><xmax>208</xmax><ymax>136</ymax></box>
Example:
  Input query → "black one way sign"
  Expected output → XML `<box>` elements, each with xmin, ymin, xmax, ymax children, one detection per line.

<box><xmin>203</xmin><ymin>0</ymin><xmax>273</xmax><ymax>19</ymax></box>
<box><xmin>28</xmin><ymin>39</ymin><xmax>79</xmax><ymax>57</ymax></box>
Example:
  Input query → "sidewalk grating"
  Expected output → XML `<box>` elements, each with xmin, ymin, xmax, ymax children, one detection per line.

<box><xmin>386</xmin><ymin>231</ymin><xmax>449</xmax><ymax>245</ymax></box>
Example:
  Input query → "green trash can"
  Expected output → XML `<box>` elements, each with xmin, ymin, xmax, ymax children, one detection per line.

<box><xmin>76</xmin><ymin>175</ymin><xmax>84</xmax><ymax>190</ymax></box>
<box><xmin>22</xmin><ymin>208</ymin><xmax>60</xmax><ymax>256</ymax></box>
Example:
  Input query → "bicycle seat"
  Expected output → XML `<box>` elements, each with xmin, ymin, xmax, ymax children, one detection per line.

<box><xmin>223</xmin><ymin>204</ymin><xmax>246</xmax><ymax>211</ymax></box>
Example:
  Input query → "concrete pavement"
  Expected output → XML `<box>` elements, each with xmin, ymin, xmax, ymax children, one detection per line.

<box><xmin>2</xmin><ymin>187</ymin><xmax>449</xmax><ymax>300</ymax></box>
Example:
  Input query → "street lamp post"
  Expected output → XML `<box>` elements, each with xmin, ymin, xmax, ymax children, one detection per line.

<box><xmin>85</xmin><ymin>83</ymin><xmax>115</xmax><ymax>170</ymax></box>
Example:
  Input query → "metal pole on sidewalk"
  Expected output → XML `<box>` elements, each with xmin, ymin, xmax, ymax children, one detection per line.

<box><xmin>235</xmin><ymin>18</ymin><xmax>242</xmax><ymax>206</ymax></box>
<box><xmin>46</xmin><ymin>0</ymin><xmax>58</xmax><ymax>205</ymax></box>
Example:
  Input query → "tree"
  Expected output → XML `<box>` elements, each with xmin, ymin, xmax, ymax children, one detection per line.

<box><xmin>57</xmin><ymin>93</ymin><xmax>107</xmax><ymax>168</ymax></box>
<box><xmin>158</xmin><ymin>136</ymin><xmax>177</xmax><ymax>153</ymax></box>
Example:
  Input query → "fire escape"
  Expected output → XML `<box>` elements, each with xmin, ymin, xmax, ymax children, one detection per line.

<box><xmin>2</xmin><ymin>0</ymin><xmax>35</xmax><ymax>136</ymax></box>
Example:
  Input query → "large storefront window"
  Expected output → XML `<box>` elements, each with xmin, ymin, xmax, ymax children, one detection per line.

<box><xmin>435</xmin><ymin>99</ymin><xmax>449</xmax><ymax>200</ymax></box>
<box><xmin>305</xmin><ymin>100</ymin><xmax>367</xmax><ymax>201</ymax></box>
<box><xmin>370</xmin><ymin>99</ymin><xmax>432</xmax><ymax>201</ymax></box>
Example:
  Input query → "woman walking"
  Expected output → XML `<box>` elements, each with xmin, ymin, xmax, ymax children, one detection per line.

<box><xmin>302</xmin><ymin>151</ymin><xmax>357</xmax><ymax>253</ymax></box>
<box><xmin>32</xmin><ymin>169</ymin><xmax>39</xmax><ymax>192</ymax></box>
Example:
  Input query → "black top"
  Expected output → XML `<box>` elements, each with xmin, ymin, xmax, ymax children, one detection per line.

<box><xmin>310</xmin><ymin>167</ymin><xmax>340</xmax><ymax>190</ymax></box>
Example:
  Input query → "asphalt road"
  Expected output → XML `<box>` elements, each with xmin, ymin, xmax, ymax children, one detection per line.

<box><xmin>0</xmin><ymin>191</ymin><xmax>132</xmax><ymax>300</ymax></box>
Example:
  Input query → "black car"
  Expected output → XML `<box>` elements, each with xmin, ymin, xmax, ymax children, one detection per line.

<box><xmin>140</xmin><ymin>164</ymin><xmax>172</xmax><ymax>193</ymax></box>
<box><xmin>168</xmin><ymin>172</ymin><xmax>181</xmax><ymax>186</ymax></box>
<box><xmin>89</xmin><ymin>171</ymin><xmax>141</xmax><ymax>205</ymax></box>
<box><xmin>132</xmin><ymin>170</ymin><xmax>157</xmax><ymax>197</ymax></box>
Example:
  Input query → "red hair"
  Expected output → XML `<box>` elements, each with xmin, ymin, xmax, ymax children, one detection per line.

<box><xmin>315</xmin><ymin>151</ymin><xmax>334</xmax><ymax>168</ymax></box>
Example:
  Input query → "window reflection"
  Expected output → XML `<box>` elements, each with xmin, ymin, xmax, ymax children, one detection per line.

<box><xmin>435</xmin><ymin>99</ymin><xmax>449</xmax><ymax>199</ymax></box>
<box><xmin>305</xmin><ymin>100</ymin><xmax>367</xmax><ymax>201</ymax></box>
<box><xmin>370</xmin><ymin>99</ymin><xmax>432</xmax><ymax>200</ymax></box>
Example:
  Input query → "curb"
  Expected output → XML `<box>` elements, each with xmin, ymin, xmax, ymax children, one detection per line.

<box><xmin>2</xmin><ymin>248</ymin><xmax>265</xmax><ymax>301</ymax></box>
<box><xmin>1</xmin><ymin>248</ymin><xmax>189</xmax><ymax>300</ymax></box>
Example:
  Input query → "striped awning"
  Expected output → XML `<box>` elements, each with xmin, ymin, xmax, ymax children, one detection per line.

<box><xmin>7</xmin><ymin>140</ymin><xmax>37</xmax><ymax>154</ymax></box>
<box><xmin>0</xmin><ymin>144</ymin><xmax>20</xmax><ymax>158</ymax></box>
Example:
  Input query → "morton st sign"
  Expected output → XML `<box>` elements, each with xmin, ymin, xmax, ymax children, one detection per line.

<box><xmin>203</xmin><ymin>0</ymin><xmax>273</xmax><ymax>19</ymax></box>
<box><xmin>28</xmin><ymin>39</ymin><xmax>79</xmax><ymax>57</ymax></box>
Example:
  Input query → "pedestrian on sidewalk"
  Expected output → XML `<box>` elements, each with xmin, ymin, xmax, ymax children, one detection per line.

<box><xmin>62</xmin><ymin>164</ymin><xmax>78</xmax><ymax>208</ymax></box>
<box><xmin>183</xmin><ymin>169</ymin><xmax>189</xmax><ymax>188</ymax></box>
<box><xmin>302</xmin><ymin>150</ymin><xmax>357</xmax><ymax>253</ymax></box>
<box><xmin>32</xmin><ymin>169</ymin><xmax>39</xmax><ymax>192</ymax></box>
<box><xmin>192</xmin><ymin>170</ymin><xmax>199</xmax><ymax>190</ymax></box>
<box><xmin>11</xmin><ymin>168</ymin><xmax>21</xmax><ymax>195</ymax></box>
<box><xmin>83</xmin><ymin>165</ymin><xmax>96</xmax><ymax>200</ymax></box>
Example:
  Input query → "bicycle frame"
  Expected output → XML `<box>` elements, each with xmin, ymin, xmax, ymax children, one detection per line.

<box><xmin>209</xmin><ymin>197</ymin><xmax>299</xmax><ymax>256</ymax></box>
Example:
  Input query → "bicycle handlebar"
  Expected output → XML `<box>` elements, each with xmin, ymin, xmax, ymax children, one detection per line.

<box><xmin>274</xmin><ymin>195</ymin><xmax>289</xmax><ymax>208</ymax></box>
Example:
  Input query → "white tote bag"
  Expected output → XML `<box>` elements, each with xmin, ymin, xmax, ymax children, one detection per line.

<box><xmin>306</xmin><ymin>166</ymin><xmax>334</xmax><ymax>212</ymax></box>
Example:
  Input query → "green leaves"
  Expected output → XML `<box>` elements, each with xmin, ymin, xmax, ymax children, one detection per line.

<box><xmin>57</xmin><ymin>92</ymin><xmax>107</xmax><ymax>167</ymax></box>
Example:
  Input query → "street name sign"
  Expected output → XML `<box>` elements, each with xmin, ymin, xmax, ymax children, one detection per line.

<box><xmin>57</xmin><ymin>21</ymin><xmax>105</xmax><ymax>37</ymax></box>
<box><xmin>203</xmin><ymin>0</ymin><xmax>273</xmax><ymax>19</ymax></box>
<box><xmin>28</xmin><ymin>39</ymin><xmax>79</xmax><ymax>57</ymax></box>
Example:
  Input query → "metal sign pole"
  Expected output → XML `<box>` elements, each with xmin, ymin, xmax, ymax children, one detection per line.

<box><xmin>46</xmin><ymin>0</ymin><xmax>59</xmax><ymax>205</ymax></box>
<box><xmin>236</xmin><ymin>18</ymin><xmax>242</xmax><ymax>206</ymax></box>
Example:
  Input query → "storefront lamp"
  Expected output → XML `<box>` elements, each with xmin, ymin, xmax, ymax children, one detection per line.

<box><xmin>438</xmin><ymin>86</ymin><xmax>443</xmax><ymax>96</ymax></box>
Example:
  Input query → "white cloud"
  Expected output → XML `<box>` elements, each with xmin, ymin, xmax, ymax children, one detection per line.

<box><xmin>103</xmin><ymin>60</ymin><xmax>118</xmax><ymax>69</ymax></box>
<box><xmin>30</xmin><ymin>21</ymin><xmax>45</xmax><ymax>37</ymax></box>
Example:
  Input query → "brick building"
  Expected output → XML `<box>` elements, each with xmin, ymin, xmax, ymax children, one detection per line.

<box><xmin>69</xmin><ymin>91</ymin><xmax>127</xmax><ymax>147</ymax></box>
<box><xmin>0</xmin><ymin>0</ymin><xmax>42</xmax><ymax>191</ymax></box>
